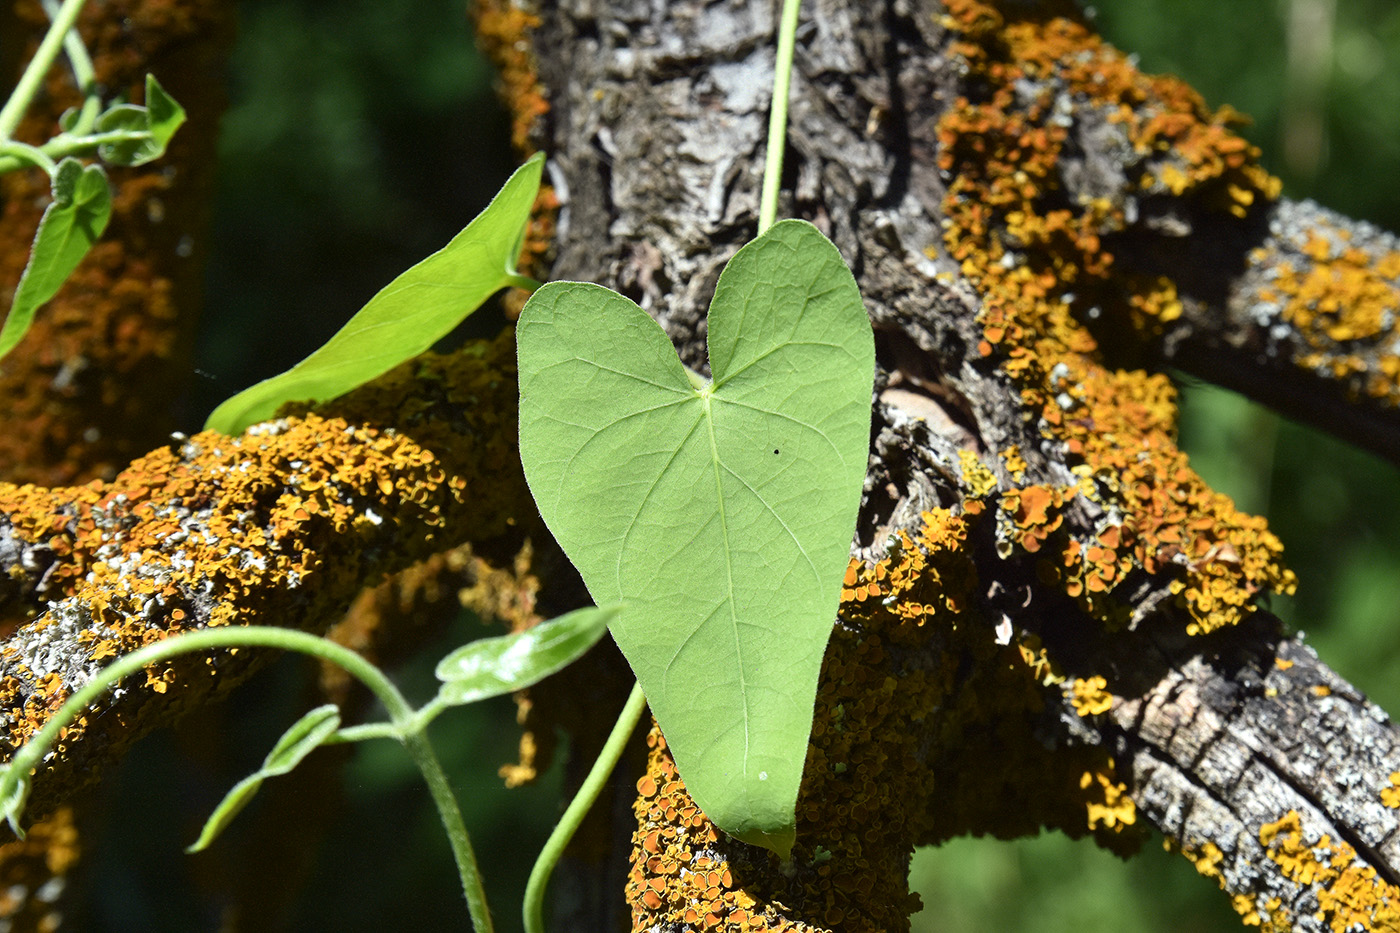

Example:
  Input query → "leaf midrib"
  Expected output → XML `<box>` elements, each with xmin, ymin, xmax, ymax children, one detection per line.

<box><xmin>702</xmin><ymin>387</ymin><xmax>751</xmax><ymax>788</ymax></box>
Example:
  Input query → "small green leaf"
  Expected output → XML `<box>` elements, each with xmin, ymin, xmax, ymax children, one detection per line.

<box><xmin>517</xmin><ymin>219</ymin><xmax>874</xmax><ymax>857</ymax></box>
<box><xmin>434</xmin><ymin>605</ymin><xmax>618</xmax><ymax>707</ymax></box>
<box><xmin>94</xmin><ymin>76</ymin><xmax>186</xmax><ymax>167</ymax></box>
<box><xmin>186</xmin><ymin>704</ymin><xmax>340</xmax><ymax>853</ymax></box>
<box><xmin>261</xmin><ymin>704</ymin><xmax>342</xmax><ymax>773</ymax></box>
<box><xmin>0</xmin><ymin>158</ymin><xmax>111</xmax><ymax>360</ymax></box>
<box><xmin>142</xmin><ymin>75</ymin><xmax>186</xmax><ymax>155</ymax></box>
<box><xmin>203</xmin><ymin>152</ymin><xmax>545</xmax><ymax>436</ymax></box>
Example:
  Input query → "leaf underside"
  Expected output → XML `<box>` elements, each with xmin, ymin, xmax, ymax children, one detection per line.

<box><xmin>517</xmin><ymin>220</ymin><xmax>874</xmax><ymax>856</ymax></box>
<box><xmin>434</xmin><ymin>604</ymin><xmax>618</xmax><ymax>707</ymax></box>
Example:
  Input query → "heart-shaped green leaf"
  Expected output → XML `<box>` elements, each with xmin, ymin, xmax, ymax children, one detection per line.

<box><xmin>186</xmin><ymin>704</ymin><xmax>341</xmax><ymax>853</ymax></box>
<box><xmin>0</xmin><ymin>158</ymin><xmax>111</xmax><ymax>361</ymax></box>
<box><xmin>434</xmin><ymin>604</ymin><xmax>618</xmax><ymax>707</ymax></box>
<box><xmin>516</xmin><ymin>219</ymin><xmax>874</xmax><ymax>857</ymax></box>
<box><xmin>204</xmin><ymin>152</ymin><xmax>544</xmax><ymax>435</ymax></box>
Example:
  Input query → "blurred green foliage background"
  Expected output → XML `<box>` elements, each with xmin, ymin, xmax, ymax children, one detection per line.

<box><xmin>65</xmin><ymin>0</ymin><xmax>1400</xmax><ymax>930</ymax></box>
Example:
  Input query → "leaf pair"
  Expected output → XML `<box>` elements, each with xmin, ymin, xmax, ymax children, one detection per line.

<box><xmin>188</xmin><ymin>605</ymin><xmax>614</xmax><ymax>853</ymax></box>
<box><xmin>517</xmin><ymin>220</ymin><xmax>875</xmax><ymax>857</ymax></box>
<box><xmin>204</xmin><ymin>153</ymin><xmax>545</xmax><ymax>435</ymax></box>
<box><xmin>0</xmin><ymin>75</ymin><xmax>187</xmax><ymax>362</ymax></box>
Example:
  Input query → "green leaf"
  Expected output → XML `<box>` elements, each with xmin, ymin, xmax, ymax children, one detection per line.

<box><xmin>516</xmin><ymin>219</ymin><xmax>874</xmax><ymax>857</ymax></box>
<box><xmin>186</xmin><ymin>704</ymin><xmax>341</xmax><ymax>853</ymax></box>
<box><xmin>0</xmin><ymin>158</ymin><xmax>111</xmax><ymax>360</ymax></box>
<box><xmin>434</xmin><ymin>604</ymin><xmax>618</xmax><ymax>707</ymax></box>
<box><xmin>94</xmin><ymin>103</ymin><xmax>151</xmax><ymax>165</ymax></box>
<box><xmin>95</xmin><ymin>75</ymin><xmax>186</xmax><ymax>166</ymax></box>
<box><xmin>142</xmin><ymin>75</ymin><xmax>186</xmax><ymax>155</ymax></box>
<box><xmin>203</xmin><ymin>152</ymin><xmax>545</xmax><ymax>435</ymax></box>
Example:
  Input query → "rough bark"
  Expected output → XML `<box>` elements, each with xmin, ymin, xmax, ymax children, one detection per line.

<box><xmin>521</xmin><ymin>0</ymin><xmax>1400</xmax><ymax>929</ymax></box>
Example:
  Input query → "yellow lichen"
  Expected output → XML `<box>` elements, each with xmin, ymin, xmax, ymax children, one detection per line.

<box><xmin>1259</xmin><ymin>810</ymin><xmax>1400</xmax><ymax>931</ymax></box>
<box><xmin>1070</xmin><ymin>675</ymin><xmax>1113</xmax><ymax>716</ymax></box>
<box><xmin>1255</xmin><ymin>224</ymin><xmax>1400</xmax><ymax>406</ymax></box>
<box><xmin>958</xmin><ymin>448</ymin><xmax>999</xmax><ymax>497</ymax></box>
<box><xmin>1080</xmin><ymin>765</ymin><xmax>1136</xmax><ymax>831</ymax></box>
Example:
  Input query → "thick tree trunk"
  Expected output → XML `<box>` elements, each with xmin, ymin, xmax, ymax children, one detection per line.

<box><xmin>516</xmin><ymin>0</ymin><xmax>1400</xmax><ymax>929</ymax></box>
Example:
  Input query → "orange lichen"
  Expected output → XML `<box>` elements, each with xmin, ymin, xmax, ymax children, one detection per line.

<box><xmin>472</xmin><ymin>0</ymin><xmax>547</xmax><ymax>153</ymax></box>
<box><xmin>936</xmin><ymin>0</ymin><xmax>1296</xmax><ymax>636</ymax></box>
<box><xmin>469</xmin><ymin>0</ymin><xmax>559</xmax><ymax>317</ymax></box>
<box><xmin>0</xmin><ymin>0</ymin><xmax>232</xmax><ymax>487</ymax></box>
<box><xmin>997</xmin><ymin>482</ymin><xmax>1073</xmax><ymax>554</ymax></box>
<box><xmin>1259</xmin><ymin>810</ymin><xmax>1400</xmax><ymax>931</ymax></box>
<box><xmin>630</xmin><ymin>507</ymin><xmax>1145</xmax><ymax>930</ymax></box>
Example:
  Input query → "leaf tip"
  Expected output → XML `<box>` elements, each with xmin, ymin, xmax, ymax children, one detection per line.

<box><xmin>733</xmin><ymin>822</ymin><xmax>796</xmax><ymax>860</ymax></box>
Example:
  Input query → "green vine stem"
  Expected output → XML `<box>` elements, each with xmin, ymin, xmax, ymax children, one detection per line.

<box><xmin>0</xmin><ymin>0</ymin><xmax>89</xmax><ymax>142</ymax></box>
<box><xmin>0</xmin><ymin>625</ymin><xmax>495</xmax><ymax>933</ymax></box>
<box><xmin>757</xmin><ymin>0</ymin><xmax>803</xmax><ymax>235</ymax></box>
<box><xmin>41</xmin><ymin>0</ymin><xmax>97</xmax><ymax>95</ymax></box>
<box><xmin>522</xmin><ymin>681</ymin><xmax>648</xmax><ymax>933</ymax></box>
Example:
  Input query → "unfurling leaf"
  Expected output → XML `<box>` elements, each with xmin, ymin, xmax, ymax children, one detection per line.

<box><xmin>204</xmin><ymin>153</ymin><xmax>545</xmax><ymax>435</ymax></box>
<box><xmin>95</xmin><ymin>74</ymin><xmax>186</xmax><ymax>166</ymax></box>
<box><xmin>434</xmin><ymin>605</ymin><xmax>618</xmax><ymax>707</ymax></box>
<box><xmin>0</xmin><ymin>158</ymin><xmax>111</xmax><ymax>360</ymax></box>
<box><xmin>186</xmin><ymin>704</ymin><xmax>341</xmax><ymax>853</ymax></box>
<box><xmin>517</xmin><ymin>220</ymin><xmax>874</xmax><ymax>857</ymax></box>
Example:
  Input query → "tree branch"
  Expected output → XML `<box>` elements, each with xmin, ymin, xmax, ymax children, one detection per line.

<box><xmin>0</xmin><ymin>334</ymin><xmax>533</xmax><ymax>825</ymax></box>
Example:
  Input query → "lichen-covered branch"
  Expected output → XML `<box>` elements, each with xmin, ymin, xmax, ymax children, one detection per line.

<box><xmin>518</xmin><ymin>0</ymin><xmax>1400</xmax><ymax>929</ymax></box>
<box><xmin>0</xmin><ymin>333</ymin><xmax>532</xmax><ymax>825</ymax></box>
<box><xmin>1169</xmin><ymin>198</ymin><xmax>1400</xmax><ymax>465</ymax></box>
<box><xmin>0</xmin><ymin>0</ymin><xmax>1394</xmax><ymax>926</ymax></box>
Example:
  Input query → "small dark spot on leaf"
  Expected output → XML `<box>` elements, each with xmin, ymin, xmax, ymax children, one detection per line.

<box><xmin>774</xmin><ymin>449</ymin><xmax>780</xmax><ymax>455</ymax></box>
